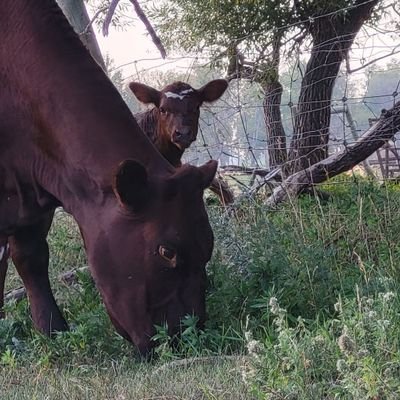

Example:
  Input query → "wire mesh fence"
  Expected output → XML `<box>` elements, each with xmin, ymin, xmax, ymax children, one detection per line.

<box><xmin>98</xmin><ymin>0</ymin><xmax>400</xmax><ymax>193</ymax></box>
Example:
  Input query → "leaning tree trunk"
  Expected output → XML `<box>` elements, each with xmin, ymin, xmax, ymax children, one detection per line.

<box><xmin>56</xmin><ymin>0</ymin><xmax>105</xmax><ymax>69</ymax></box>
<box><xmin>267</xmin><ymin>103</ymin><xmax>400</xmax><ymax>207</ymax></box>
<box><xmin>286</xmin><ymin>0</ymin><xmax>379</xmax><ymax>174</ymax></box>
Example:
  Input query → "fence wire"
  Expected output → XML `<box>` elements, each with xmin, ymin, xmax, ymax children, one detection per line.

<box><xmin>101</xmin><ymin>0</ymin><xmax>400</xmax><ymax>187</ymax></box>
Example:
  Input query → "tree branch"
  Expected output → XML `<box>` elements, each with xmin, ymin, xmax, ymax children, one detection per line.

<box><xmin>128</xmin><ymin>0</ymin><xmax>167</xmax><ymax>59</ymax></box>
<box><xmin>81</xmin><ymin>6</ymin><xmax>107</xmax><ymax>36</ymax></box>
<box><xmin>100</xmin><ymin>0</ymin><xmax>166</xmax><ymax>58</ymax></box>
<box><xmin>102</xmin><ymin>0</ymin><xmax>121</xmax><ymax>36</ymax></box>
<box><xmin>346</xmin><ymin>44</ymin><xmax>400</xmax><ymax>74</ymax></box>
<box><xmin>266</xmin><ymin>103</ymin><xmax>400</xmax><ymax>207</ymax></box>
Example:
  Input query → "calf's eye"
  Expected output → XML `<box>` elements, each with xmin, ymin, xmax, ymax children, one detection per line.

<box><xmin>158</xmin><ymin>245</ymin><xmax>177</xmax><ymax>268</ymax></box>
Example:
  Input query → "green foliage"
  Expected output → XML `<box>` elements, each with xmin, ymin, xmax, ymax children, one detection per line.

<box><xmin>210</xmin><ymin>178</ymin><xmax>400</xmax><ymax>325</ymax></box>
<box><xmin>3</xmin><ymin>180</ymin><xmax>400</xmax><ymax>398</ymax></box>
<box><xmin>244</xmin><ymin>289</ymin><xmax>400</xmax><ymax>399</ymax></box>
<box><xmin>145</xmin><ymin>0</ymin><xmax>385</xmax><ymax>76</ymax></box>
<box><xmin>153</xmin><ymin>315</ymin><xmax>243</xmax><ymax>362</ymax></box>
<box><xmin>147</xmin><ymin>0</ymin><xmax>291</xmax><ymax>55</ymax></box>
<box><xmin>1</xmin><ymin>271</ymin><xmax>132</xmax><ymax>367</ymax></box>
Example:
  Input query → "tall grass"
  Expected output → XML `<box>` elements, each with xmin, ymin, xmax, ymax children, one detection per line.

<box><xmin>2</xmin><ymin>177</ymin><xmax>400</xmax><ymax>398</ymax></box>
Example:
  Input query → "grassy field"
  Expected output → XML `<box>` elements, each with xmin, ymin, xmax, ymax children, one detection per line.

<box><xmin>2</xmin><ymin>177</ymin><xmax>400</xmax><ymax>399</ymax></box>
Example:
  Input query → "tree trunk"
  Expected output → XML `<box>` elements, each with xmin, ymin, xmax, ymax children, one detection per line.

<box><xmin>56</xmin><ymin>0</ymin><xmax>105</xmax><ymax>69</ymax></box>
<box><xmin>266</xmin><ymin>103</ymin><xmax>400</xmax><ymax>207</ymax></box>
<box><xmin>264</xmin><ymin>80</ymin><xmax>287</xmax><ymax>168</ymax></box>
<box><xmin>286</xmin><ymin>0</ymin><xmax>379</xmax><ymax>174</ymax></box>
<box><xmin>263</xmin><ymin>34</ymin><xmax>287</xmax><ymax>169</ymax></box>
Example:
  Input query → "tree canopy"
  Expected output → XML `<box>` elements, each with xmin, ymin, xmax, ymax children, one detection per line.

<box><xmin>146</xmin><ymin>0</ymin><xmax>390</xmax><ymax>172</ymax></box>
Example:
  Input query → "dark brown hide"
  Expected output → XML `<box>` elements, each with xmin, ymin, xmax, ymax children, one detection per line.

<box><xmin>130</xmin><ymin>80</ymin><xmax>234</xmax><ymax>204</ymax></box>
<box><xmin>0</xmin><ymin>0</ymin><xmax>217</xmax><ymax>355</ymax></box>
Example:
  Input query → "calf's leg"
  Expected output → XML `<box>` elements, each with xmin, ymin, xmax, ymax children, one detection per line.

<box><xmin>9</xmin><ymin>212</ymin><xmax>68</xmax><ymax>334</ymax></box>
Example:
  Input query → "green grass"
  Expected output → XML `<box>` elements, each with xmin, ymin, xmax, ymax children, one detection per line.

<box><xmin>2</xmin><ymin>177</ymin><xmax>400</xmax><ymax>399</ymax></box>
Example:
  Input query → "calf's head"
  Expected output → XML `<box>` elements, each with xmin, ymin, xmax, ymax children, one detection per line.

<box><xmin>87</xmin><ymin>159</ymin><xmax>218</xmax><ymax>355</ymax></box>
<box><xmin>129</xmin><ymin>80</ymin><xmax>228</xmax><ymax>151</ymax></box>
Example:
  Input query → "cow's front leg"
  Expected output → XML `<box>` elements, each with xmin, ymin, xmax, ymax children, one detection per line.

<box><xmin>9</xmin><ymin>214</ymin><xmax>68</xmax><ymax>334</ymax></box>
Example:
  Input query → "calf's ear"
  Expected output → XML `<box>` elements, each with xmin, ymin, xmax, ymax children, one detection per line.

<box><xmin>129</xmin><ymin>82</ymin><xmax>162</xmax><ymax>107</ymax></box>
<box><xmin>198</xmin><ymin>79</ymin><xmax>228</xmax><ymax>103</ymax></box>
<box><xmin>198</xmin><ymin>160</ymin><xmax>218</xmax><ymax>189</ymax></box>
<box><xmin>113</xmin><ymin>160</ymin><xmax>149</xmax><ymax>211</ymax></box>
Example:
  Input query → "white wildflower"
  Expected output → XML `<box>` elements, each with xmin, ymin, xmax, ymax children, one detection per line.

<box><xmin>367</xmin><ymin>310</ymin><xmax>377</xmax><ymax>320</ymax></box>
<box><xmin>334</xmin><ymin>301</ymin><xmax>342</xmax><ymax>313</ymax></box>
<box><xmin>269</xmin><ymin>297</ymin><xmax>280</xmax><ymax>314</ymax></box>
<box><xmin>357</xmin><ymin>349</ymin><xmax>369</xmax><ymax>358</ymax></box>
<box><xmin>366</xmin><ymin>298</ymin><xmax>374</xmax><ymax>307</ymax></box>
<box><xmin>313</xmin><ymin>335</ymin><xmax>325</xmax><ymax>346</ymax></box>
<box><xmin>378</xmin><ymin>319</ymin><xmax>390</xmax><ymax>329</ymax></box>
<box><xmin>244</xmin><ymin>330</ymin><xmax>253</xmax><ymax>343</ymax></box>
<box><xmin>247</xmin><ymin>339</ymin><xmax>263</xmax><ymax>357</ymax></box>
<box><xmin>297</xmin><ymin>316</ymin><xmax>305</xmax><ymax>327</ymax></box>
<box><xmin>338</xmin><ymin>329</ymin><xmax>355</xmax><ymax>354</ymax></box>
<box><xmin>382</xmin><ymin>292</ymin><xmax>396</xmax><ymax>303</ymax></box>
<box><xmin>269</xmin><ymin>297</ymin><xmax>286</xmax><ymax>316</ymax></box>
<box><xmin>281</xmin><ymin>356</ymin><xmax>292</xmax><ymax>371</ymax></box>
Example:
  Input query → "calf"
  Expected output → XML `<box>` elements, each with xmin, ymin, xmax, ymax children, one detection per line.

<box><xmin>130</xmin><ymin>81</ymin><xmax>234</xmax><ymax>204</ymax></box>
<box><xmin>0</xmin><ymin>0</ymin><xmax>217</xmax><ymax>355</ymax></box>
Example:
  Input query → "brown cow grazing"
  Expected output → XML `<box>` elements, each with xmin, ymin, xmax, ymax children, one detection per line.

<box><xmin>0</xmin><ymin>0</ymin><xmax>217</xmax><ymax>356</ymax></box>
<box><xmin>130</xmin><ymin>81</ymin><xmax>234</xmax><ymax>204</ymax></box>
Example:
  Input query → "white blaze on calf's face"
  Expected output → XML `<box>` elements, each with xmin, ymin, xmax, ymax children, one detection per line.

<box><xmin>164</xmin><ymin>92</ymin><xmax>186</xmax><ymax>100</ymax></box>
<box><xmin>164</xmin><ymin>88</ymin><xmax>194</xmax><ymax>101</ymax></box>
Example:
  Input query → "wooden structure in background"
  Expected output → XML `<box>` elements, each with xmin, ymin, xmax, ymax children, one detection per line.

<box><xmin>367</xmin><ymin>118</ymin><xmax>400</xmax><ymax>178</ymax></box>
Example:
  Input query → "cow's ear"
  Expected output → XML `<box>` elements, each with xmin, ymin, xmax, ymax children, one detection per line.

<box><xmin>198</xmin><ymin>160</ymin><xmax>218</xmax><ymax>189</ymax></box>
<box><xmin>129</xmin><ymin>82</ymin><xmax>161</xmax><ymax>107</ymax></box>
<box><xmin>113</xmin><ymin>160</ymin><xmax>149</xmax><ymax>211</ymax></box>
<box><xmin>198</xmin><ymin>79</ymin><xmax>228</xmax><ymax>103</ymax></box>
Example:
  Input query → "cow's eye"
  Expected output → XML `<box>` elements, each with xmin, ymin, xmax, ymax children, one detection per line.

<box><xmin>158</xmin><ymin>245</ymin><xmax>177</xmax><ymax>267</ymax></box>
<box><xmin>159</xmin><ymin>107</ymin><xmax>167</xmax><ymax>114</ymax></box>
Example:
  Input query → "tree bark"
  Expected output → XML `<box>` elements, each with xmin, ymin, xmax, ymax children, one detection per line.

<box><xmin>263</xmin><ymin>34</ymin><xmax>287</xmax><ymax>169</ymax></box>
<box><xmin>225</xmin><ymin>38</ymin><xmax>288</xmax><ymax>169</ymax></box>
<box><xmin>264</xmin><ymin>80</ymin><xmax>287</xmax><ymax>168</ymax></box>
<box><xmin>266</xmin><ymin>103</ymin><xmax>400</xmax><ymax>207</ymax></box>
<box><xmin>286</xmin><ymin>0</ymin><xmax>379</xmax><ymax>174</ymax></box>
<box><xmin>56</xmin><ymin>0</ymin><xmax>105</xmax><ymax>69</ymax></box>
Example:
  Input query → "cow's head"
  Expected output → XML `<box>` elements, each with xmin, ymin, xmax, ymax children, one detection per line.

<box><xmin>129</xmin><ymin>80</ymin><xmax>228</xmax><ymax>151</ymax></box>
<box><xmin>85</xmin><ymin>159</ymin><xmax>218</xmax><ymax>355</ymax></box>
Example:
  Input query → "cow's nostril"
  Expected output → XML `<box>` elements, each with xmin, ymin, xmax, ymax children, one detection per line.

<box><xmin>175</xmin><ymin>131</ymin><xmax>183</xmax><ymax>138</ymax></box>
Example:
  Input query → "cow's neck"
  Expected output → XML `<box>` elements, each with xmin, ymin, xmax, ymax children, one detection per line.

<box><xmin>1</xmin><ymin>0</ymin><xmax>170</xmax><ymax>222</ymax></box>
